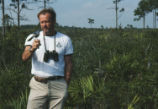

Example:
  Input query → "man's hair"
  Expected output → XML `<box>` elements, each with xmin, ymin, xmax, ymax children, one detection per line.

<box><xmin>37</xmin><ymin>8</ymin><xmax>56</xmax><ymax>21</ymax></box>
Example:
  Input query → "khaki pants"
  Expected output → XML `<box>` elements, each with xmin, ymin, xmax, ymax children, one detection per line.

<box><xmin>27</xmin><ymin>77</ymin><xmax>68</xmax><ymax>109</ymax></box>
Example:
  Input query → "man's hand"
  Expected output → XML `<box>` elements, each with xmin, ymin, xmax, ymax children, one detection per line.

<box><xmin>22</xmin><ymin>39</ymin><xmax>40</xmax><ymax>61</ymax></box>
<box><xmin>64</xmin><ymin>55</ymin><xmax>73</xmax><ymax>85</ymax></box>
<box><xmin>32</xmin><ymin>39</ymin><xmax>41</xmax><ymax>51</ymax></box>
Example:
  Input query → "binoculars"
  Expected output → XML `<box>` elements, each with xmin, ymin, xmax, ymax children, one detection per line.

<box><xmin>44</xmin><ymin>50</ymin><xmax>59</xmax><ymax>62</ymax></box>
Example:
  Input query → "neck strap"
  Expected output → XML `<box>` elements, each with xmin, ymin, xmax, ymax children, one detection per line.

<box><xmin>43</xmin><ymin>33</ymin><xmax>56</xmax><ymax>51</ymax></box>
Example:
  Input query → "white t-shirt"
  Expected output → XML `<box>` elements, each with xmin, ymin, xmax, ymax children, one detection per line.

<box><xmin>25</xmin><ymin>31</ymin><xmax>73</xmax><ymax>77</ymax></box>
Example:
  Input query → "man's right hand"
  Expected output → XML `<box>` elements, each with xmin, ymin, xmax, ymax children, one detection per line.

<box><xmin>32</xmin><ymin>39</ymin><xmax>41</xmax><ymax>51</ymax></box>
<box><xmin>22</xmin><ymin>39</ymin><xmax>40</xmax><ymax>61</ymax></box>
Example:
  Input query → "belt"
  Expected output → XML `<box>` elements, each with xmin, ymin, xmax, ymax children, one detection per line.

<box><xmin>34</xmin><ymin>76</ymin><xmax>64</xmax><ymax>83</ymax></box>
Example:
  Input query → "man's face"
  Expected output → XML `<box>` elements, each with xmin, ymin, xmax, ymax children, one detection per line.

<box><xmin>39</xmin><ymin>13</ymin><xmax>55</xmax><ymax>35</ymax></box>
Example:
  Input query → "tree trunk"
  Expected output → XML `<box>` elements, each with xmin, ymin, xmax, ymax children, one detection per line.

<box><xmin>155</xmin><ymin>10</ymin><xmax>157</xmax><ymax>28</ymax></box>
<box><xmin>115</xmin><ymin>0</ymin><xmax>118</xmax><ymax>29</ymax></box>
<box><xmin>153</xmin><ymin>10</ymin><xmax>156</xmax><ymax>29</ymax></box>
<box><xmin>1</xmin><ymin>0</ymin><xmax>5</xmax><ymax>38</ymax></box>
<box><xmin>143</xmin><ymin>16</ymin><xmax>145</xmax><ymax>29</ymax></box>
<box><xmin>153</xmin><ymin>10</ymin><xmax>155</xmax><ymax>28</ymax></box>
<box><xmin>44</xmin><ymin>0</ymin><xmax>46</xmax><ymax>9</ymax></box>
<box><xmin>17</xmin><ymin>0</ymin><xmax>20</xmax><ymax>28</ymax></box>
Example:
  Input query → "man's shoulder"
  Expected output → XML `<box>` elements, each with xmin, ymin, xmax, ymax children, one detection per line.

<box><xmin>26</xmin><ymin>31</ymin><xmax>43</xmax><ymax>41</ymax></box>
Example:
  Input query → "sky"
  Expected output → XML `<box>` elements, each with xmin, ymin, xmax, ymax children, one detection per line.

<box><xmin>0</xmin><ymin>0</ymin><xmax>155</xmax><ymax>28</ymax></box>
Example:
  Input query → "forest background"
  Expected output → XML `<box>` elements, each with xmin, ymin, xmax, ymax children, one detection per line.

<box><xmin>0</xmin><ymin>0</ymin><xmax>158</xmax><ymax>109</ymax></box>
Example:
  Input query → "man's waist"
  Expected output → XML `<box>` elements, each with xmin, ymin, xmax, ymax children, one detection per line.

<box><xmin>34</xmin><ymin>75</ymin><xmax>64</xmax><ymax>83</ymax></box>
<box><xmin>32</xmin><ymin>70</ymin><xmax>64</xmax><ymax>77</ymax></box>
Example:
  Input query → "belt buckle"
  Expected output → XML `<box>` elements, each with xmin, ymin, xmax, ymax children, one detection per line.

<box><xmin>34</xmin><ymin>76</ymin><xmax>48</xmax><ymax>83</ymax></box>
<box><xmin>41</xmin><ymin>78</ymin><xmax>48</xmax><ymax>83</ymax></box>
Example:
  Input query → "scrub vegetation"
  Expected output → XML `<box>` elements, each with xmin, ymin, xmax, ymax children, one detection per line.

<box><xmin>0</xmin><ymin>25</ymin><xmax>158</xmax><ymax>109</ymax></box>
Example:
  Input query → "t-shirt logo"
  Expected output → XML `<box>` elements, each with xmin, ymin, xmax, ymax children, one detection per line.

<box><xmin>56</xmin><ymin>42</ymin><xmax>62</xmax><ymax>48</ymax></box>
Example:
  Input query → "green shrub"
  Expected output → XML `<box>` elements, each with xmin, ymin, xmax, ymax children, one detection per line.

<box><xmin>0</xmin><ymin>64</ymin><xmax>31</xmax><ymax>105</ymax></box>
<box><xmin>0</xmin><ymin>27</ymin><xmax>158</xmax><ymax>109</ymax></box>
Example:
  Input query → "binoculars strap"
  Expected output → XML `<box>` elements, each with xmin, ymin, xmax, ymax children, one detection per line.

<box><xmin>54</xmin><ymin>35</ymin><xmax>56</xmax><ymax>51</ymax></box>
<box><xmin>43</xmin><ymin>35</ymin><xmax>56</xmax><ymax>52</ymax></box>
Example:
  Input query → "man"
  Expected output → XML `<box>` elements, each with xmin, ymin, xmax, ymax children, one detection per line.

<box><xmin>22</xmin><ymin>8</ymin><xmax>73</xmax><ymax>109</ymax></box>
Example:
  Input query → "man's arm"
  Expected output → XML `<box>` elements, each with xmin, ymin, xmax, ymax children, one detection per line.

<box><xmin>22</xmin><ymin>46</ymin><xmax>34</xmax><ymax>61</ymax></box>
<box><xmin>64</xmin><ymin>54</ymin><xmax>73</xmax><ymax>84</ymax></box>
<box><xmin>22</xmin><ymin>39</ymin><xmax>40</xmax><ymax>61</ymax></box>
